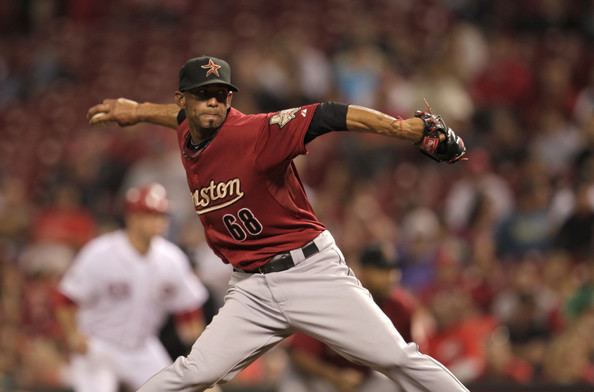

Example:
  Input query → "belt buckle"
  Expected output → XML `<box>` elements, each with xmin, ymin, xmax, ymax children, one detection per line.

<box><xmin>267</xmin><ymin>253</ymin><xmax>292</xmax><ymax>274</ymax></box>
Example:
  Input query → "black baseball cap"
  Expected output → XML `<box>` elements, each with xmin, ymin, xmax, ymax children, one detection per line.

<box><xmin>178</xmin><ymin>56</ymin><xmax>239</xmax><ymax>92</ymax></box>
<box><xmin>359</xmin><ymin>245</ymin><xmax>398</xmax><ymax>269</ymax></box>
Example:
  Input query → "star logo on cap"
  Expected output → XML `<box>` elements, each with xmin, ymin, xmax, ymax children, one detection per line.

<box><xmin>201</xmin><ymin>58</ymin><xmax>222</xmax><ymax>78</ymax></box>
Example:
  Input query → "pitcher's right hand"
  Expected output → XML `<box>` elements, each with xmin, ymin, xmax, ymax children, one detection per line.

<box><xmin>87</xmin><ymin>98</ymin><xmax>140</xmax><ymax>126</ymax></box>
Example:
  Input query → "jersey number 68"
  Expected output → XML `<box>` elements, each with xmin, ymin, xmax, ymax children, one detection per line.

<box><xmin>222</xmin><ymin>208</ymin><xmax>263</xmax><ymax>241</ymax></box>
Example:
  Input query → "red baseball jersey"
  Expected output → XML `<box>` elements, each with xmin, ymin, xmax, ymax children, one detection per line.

<box><xmin>176</xmin><ymin>105</ymin><xmax>325</xmax><ymax>269</ymax></box>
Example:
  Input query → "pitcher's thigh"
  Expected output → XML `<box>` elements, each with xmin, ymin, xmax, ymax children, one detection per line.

<box><xmin>319</xmin><ymin>287</ymin><xmax>410</xmax><ymax>368</ymax></box>
<box><xmin>288</xmin><ymin>273</ymin><xmax>409</xmax><ymax>368</ymax></box>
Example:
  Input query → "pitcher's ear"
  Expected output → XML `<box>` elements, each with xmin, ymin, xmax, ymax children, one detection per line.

<box><xmin>175</xmin><ymin>91</ymin><xmax>185</xmax><ymax>108</ymax></box>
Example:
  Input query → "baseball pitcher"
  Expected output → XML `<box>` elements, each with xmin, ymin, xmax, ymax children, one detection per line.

<box><xmin>87</xmin><ymin>56</ymin><xmax>468</xmax><ymax>392</ymax></box>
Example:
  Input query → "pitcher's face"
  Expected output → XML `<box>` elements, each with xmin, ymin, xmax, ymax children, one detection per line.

<box><xmin>176</xmin><ymin>85</ymin><xmax>232</xmax><ymax>130</ymax></box>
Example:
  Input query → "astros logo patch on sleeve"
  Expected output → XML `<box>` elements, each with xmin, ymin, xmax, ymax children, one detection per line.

<box><xmin>270</xmin><ymin>107</ymin><xmax>300</xmax><ymax>128</ymax></box>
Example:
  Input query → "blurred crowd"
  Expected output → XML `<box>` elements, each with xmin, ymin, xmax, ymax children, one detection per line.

<box><xmin>1</xmin><ymin>0</ymin><xmax>594</xmax><ymax>391</ymax></box>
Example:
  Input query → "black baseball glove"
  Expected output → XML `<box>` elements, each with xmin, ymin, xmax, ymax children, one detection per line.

<box><xmin>414</xmin><ymin>110</ymin><xmax>467</xmax><ymax>163</ymax></box>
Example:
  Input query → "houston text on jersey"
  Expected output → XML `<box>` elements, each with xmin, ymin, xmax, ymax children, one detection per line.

<box><xmin>191</xmin><ymin>178</ymin><xmax>244</xmax><ymax>214</ymax></box>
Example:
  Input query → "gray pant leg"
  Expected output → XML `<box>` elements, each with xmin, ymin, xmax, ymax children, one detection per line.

<box><xmin>274</xmin><ymin>244</ymin><xmax>469</xmax><ymax>392</ymax></box>
<box><xmin>138</xmin><ymin>273</ymin><xmax>289</xmax><ymax>392</ymax></box>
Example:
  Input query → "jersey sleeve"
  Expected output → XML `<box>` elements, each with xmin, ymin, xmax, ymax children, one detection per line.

<box><xmin>58</xmin><ymin>246</ymin><xmax>100</xmax><ymax>305</ymax></box>
<box><xmin>255</xmin><ymin>103</ymin><xmax>319</xmax><ymax>170</ymax></box>
<box><xmin>165</xmin><ymin>249</ymin><xmax>209</xmax><ymax>313</ymax></box>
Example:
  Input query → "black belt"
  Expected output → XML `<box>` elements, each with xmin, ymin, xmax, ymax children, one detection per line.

<box><xmin>235</xmin><ymin>241</ymin><xmax>320</xmax><ymax>274</ymax></box>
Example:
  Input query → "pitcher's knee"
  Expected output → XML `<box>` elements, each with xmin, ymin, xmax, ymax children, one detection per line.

<box><xmin>175</xmin><ymin>355</ymin><xmax>223</xmax><ymax>388</ymax></box>
<box><xmin>374</xmin><ymin>342</ymin><xmax>422</xmax><ymax>369</ymax></box>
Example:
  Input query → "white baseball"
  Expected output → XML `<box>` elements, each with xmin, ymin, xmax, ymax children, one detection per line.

<box><xmin>91</xmin><ymin>112</ymin><xmax>108</xmax><ymax>122</ymax></box>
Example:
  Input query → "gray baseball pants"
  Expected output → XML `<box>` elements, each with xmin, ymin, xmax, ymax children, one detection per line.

<box><xmin>138</xmin><ymin>231</ymin><xmax>468</xmax><ymax>392</ymax></box>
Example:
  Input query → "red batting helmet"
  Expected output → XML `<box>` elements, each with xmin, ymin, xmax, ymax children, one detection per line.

<box><xmin>124</xmin><ymin>183</ymin><xmax>169</xmax><ymax>214</ymax></box>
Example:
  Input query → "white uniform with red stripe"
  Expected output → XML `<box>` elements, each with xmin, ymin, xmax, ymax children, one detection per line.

<box><xmin>59</xmin><ymin>230</ymin><xmax>208</xmax><ymax>392</ymax></box>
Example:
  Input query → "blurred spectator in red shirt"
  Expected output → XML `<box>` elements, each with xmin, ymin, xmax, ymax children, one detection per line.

<box><xmin>482</xmin><ymin>327</ymin><xmax>534</xmax><ymax>383</ymax></box>
<box><xmin>425</xmin><ymin>288</ymin><xmax>497</xmax><ymax>383</ymax></box>
<box><xmin>471</xmin><ymin>34</ymin><xmax>534</xmax><ymax>109</ymax></box>
<box><xmin>6</xmin><ymin>242</ymin><xmax>75</xmax><ymax>390</ymax></box>
<box><xmin>32</xmin><ymin>183</ymin><xmax>96</xmax><ymax>249</ymax></box>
